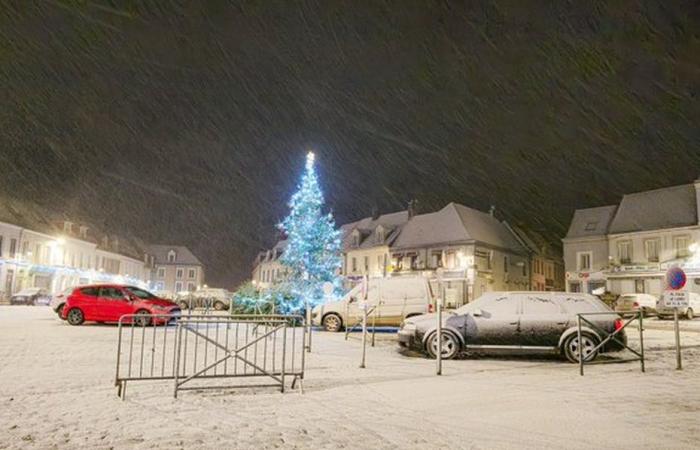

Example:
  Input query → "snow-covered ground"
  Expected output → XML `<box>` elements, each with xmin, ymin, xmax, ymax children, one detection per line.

<box><xmin>1</xmin><ymin>306</ymin><xmax>699</xmax><ymax>450</ymax></box>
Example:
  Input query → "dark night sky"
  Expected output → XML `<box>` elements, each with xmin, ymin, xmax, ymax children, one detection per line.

<box><xmin>1</xmin><ymin>1</ymin><xmax>699</xmax><ymax>287</ymax></box>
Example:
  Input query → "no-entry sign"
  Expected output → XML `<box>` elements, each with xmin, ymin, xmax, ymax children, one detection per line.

<box><xmin>663</xmin><ymin>267</ymin><xmax>689</xmax><ymax>308</ymax></box>
<box><xmin>666</xmin><ymin>267</ymin><xmax>687</xmax><ymax>291</ymax></box>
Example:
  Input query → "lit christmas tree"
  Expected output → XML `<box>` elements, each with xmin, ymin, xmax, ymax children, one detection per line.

<box><xmin>278</xmin><ymin>151</ymin><xmax>342</xmax><ymax>312</ymax></box>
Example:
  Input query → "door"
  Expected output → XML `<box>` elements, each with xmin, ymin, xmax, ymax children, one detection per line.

<box><xmin>74</xmin><ymin>286</ymin><xmax>101</xmax><ymax>319</ymax></box>
<box><xmin>518</xmin><ymin>294</ymin><xmax>568</xmax><ymax>347</ymax></box>
<box><xmin>377</xmin><ymin>278</ymin><xmax>410</xmax><ymax>326</ymax></box>
<box><xmin>98</xmin><ymin>286</ymin><xmax>133</xmax><ymax>322</ymax></box>
<box><xmin>470</xmin><ymin>294</ymin><xmax>522</xmax><ymax>346</ymax></box>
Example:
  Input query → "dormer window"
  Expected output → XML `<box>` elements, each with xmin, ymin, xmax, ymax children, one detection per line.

<box><xmin>351</xmin><ymin>229</ymin><xmax>360</xmax><ymax>247</ymax></box>
<box><xmin>79</xmin><ymin>226</ymin><xmax>88</xmax><ymax>239</ymax></box>
<box><xmin>63</xmin><ymin>221</ymin><xmax>73</xmax><ymax>234</ymax></box>
<box><xmin>167</xmin><ymin>250</ymin><xmax>176</xmax><ymax>263</ymax></box>
<box><xmin>376</xmin><ymin>225</ymin><xmax>385</xmax><ymax>242</ymax></box>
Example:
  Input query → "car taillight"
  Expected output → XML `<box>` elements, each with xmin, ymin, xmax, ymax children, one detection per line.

<box><xmin>428</xmin><ymin>304</ymin><xmax>434</xmax><ymax>313</ymax></box>
<box><xmin>614</xmin><ymin>318</ymin><xmax>623</xmax><ymax>331</ymax></box>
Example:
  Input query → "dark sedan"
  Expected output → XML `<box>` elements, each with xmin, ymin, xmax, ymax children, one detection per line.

<box><xmin>10</xmin><ymin>287</ymin><xmax>51</xmax><ymax>305</ymax></box>
<box><xmin>398</xmin><ymin>291</ymin><xmax>626</xmax><ymax>363</ymax></box>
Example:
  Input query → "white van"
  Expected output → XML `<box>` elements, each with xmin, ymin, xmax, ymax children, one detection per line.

<box><xmin>312</xmin><ymin>276</ymin><xmax>434</xmax><ymax>332</ymax></box>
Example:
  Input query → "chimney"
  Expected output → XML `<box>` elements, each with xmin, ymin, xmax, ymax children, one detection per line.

<box><xmin>407</xmin><ymin>199</ymin><xmax>418</xmax><ymax>219</ymax></box>
<box><xmin>695</xmin><ymin>177</ymin><xmax>700</xmax><ymax>225</ymax></box>
<box><xmin>371</xmin><ymin>206</ymin><xmax>380</xmax><ymax>221</ymax></box>
<box><xmin>489</xmin><ymin>205</ymin><xmax>496</xmax><ymax>217</ymax></box>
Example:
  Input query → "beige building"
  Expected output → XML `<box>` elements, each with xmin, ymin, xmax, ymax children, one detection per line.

<box><xmin>0</xmin><ymin>217</ymin><xmax>149</xmax><ymax>299</ymax></box>
<box><xmin>563</xmin><ymin>180</ymin><xmax>700</xmax><ymax>296</ymax></box>
<box><xmin>251</xmin><ymin>240</ymin><xmax>288</xmax><ymax>289</ymax></box>
<box><xmin>146</xmin><ymin>245</ymin><xmax>205</xmax><ymax>294</ymax></box>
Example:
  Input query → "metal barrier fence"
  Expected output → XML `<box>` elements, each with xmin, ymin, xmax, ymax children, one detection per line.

<box><xmin>115</xmin><ymin>314</ymin><xmax>306</xmax><ymax>399</ymax></box>
<box><xmin>576</xmin><ymin>311</ymin><xmax>644</xmax><ymax>376</ymax></box>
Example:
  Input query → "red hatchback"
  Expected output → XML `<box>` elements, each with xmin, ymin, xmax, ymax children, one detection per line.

<box><xmin>62</xmin><ymin>284</ymin><xmax>180</xmax><ymax>326</ymax></box>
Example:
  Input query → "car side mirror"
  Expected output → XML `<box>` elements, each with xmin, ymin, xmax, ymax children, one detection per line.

<box><xmin>472</xmin><ymin>309</ymin><xmax>483</xmax><ymax>317</ymax></box>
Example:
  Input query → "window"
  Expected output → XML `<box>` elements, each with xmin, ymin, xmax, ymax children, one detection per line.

<box><xmin>9</xmin><ymin>238</ymin><xmax>16</xmax><ymax>258</ymax></box>
<box><xmin>175</xmin><ymin>281</ymin><xmax>183</xmax><ymax>292</ymax></box>
<box><xmin>617</xmin><ymin>241</ymin><xmax>632</xmax><ymax>264</ymax></box>
<box><xmin>481</xmin><ymin>296</ymin><xmax>518</xmax><ymax>315</ymax></box>
<box><xmin>0</xmin><ymin>235</ymin><xmax>3</xmax><ymax>257</ymax></box>
<box><xmin>176</xmin><ymin>268</ymin><xmax>184</xmax><ymax>279</ymax></box>
<box><xmin>167</xmin><ymin>250</ymin><xmax>176</xmax><ymax>263</ymax></box>
<box><xmin>522</xmin><ymin>262</ymin><xmax>527</xmax><ymax>277</ymax></box>
<box><xmin>430</xmin><ymin>252</ymin><xmax>442</xmax><ymax>268</ymax></box>
<box><xmin>187</xmin><ymin>282</ymin><xmax>195</xmax><ymax>291</ymax></box>
<box><xmin>351</xmin><ymin>257</ymin><xmax>357</xmax><ymax>273</ymax></box>
<box><xmin>584</xmin><ymin>221</ymin><xmax>598</xmax><ymax>231</ymax></box>
<box><xmin>126</xmin><ymin>287</ymin><xmax>155</xmax><ymax>299</ymax></box>
<box><xmin>188</xmin><ymin>268</ymin><xmax>196</xmax><ymax>279</ymax></box>
<box><xmin>568</xmin><ymin>282</ymin><xmax>581</xmax><ymax>293</ymax></box>
<box><xmin>503</xmin><ymin>255</ymin><xmax>509</xmax><ymax>273</ymax></box>
<box><xmin>376</xmin><ymin>227</ymin><xmax>385</xmax><ymax>242</ymax></box>
<box><xmin>157</xmin><ymin>267</ymin><xmax>165</xmax><ymax>278</ymax></box>
<box><xmin>577</xmin><ymin>252</ymin><xmax>592</xmax><ymax>271</ymax></box>
<box><xmin>377</xmin><ymin>255</ymin><xmax>383</xmax><ymax>271</ymax></box>
<box><xmin>522</xmin><ymin>295</ymin><xmax>561</xmax><ymax>315</ymax></box>
<box><xmin>674</xmin><ymin>236</ymin><xmax>690</xmax><ymax>258</ymax></box>
<box><xmin>99</xmin><ymin>287</ymin><xmax>126</xmax><ymax>300</ymax></box>
<box><xmin>644</xmin><ymin>239</ymin><xmax>660</xmax><ymax>262</ymax></box>
<box><xmin>486</xmin><ymin>251</ymin><xmax>493</xmax><ymax>270</ymax></box>
<box><xmin>364</xmin><ymin>256</ymin><xmax>369</xmax><ymax>272</ymax></box>
<box><xmin>80</xmin><ymin>287</ymin><xmax>99</xmax><ymax>296</ymax></box>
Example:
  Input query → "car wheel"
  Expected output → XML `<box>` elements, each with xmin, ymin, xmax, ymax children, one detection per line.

<box><xmin>56</xmin><ymin>304</ymin><xmax>66</xmax><ymax>319</ymax></box>
<box><xmin>322</xmin><ymin>313</ymin><xmax>342</xmax><ymax>332</ymax></box>
<box><xmin>426</xmin><ymin>331</ymin><xmax>460</xmax><ymax>360</ymax></box>
<box><xmin>687</xmin><ymin>308</ymin><xmax>694</xmax><ymax>320</ymax></box>
<box><xmin>134</xmin><ymin>310</ymin><xmax>152</xmax><ymax>327</ymax></box>
<box><xmin>563</xmin><ymin>332</ymin><xmax>599</xmax><ymax>364</ymax></box>
<box><xmin>213</xmin><ymin>301</ymin><xmax>226</xmax><ymax>311</ymax></box>
<box><xmin>66</xmin><ymin>308</ymin><xmax>84</xmax><ymax>326</ymax></box>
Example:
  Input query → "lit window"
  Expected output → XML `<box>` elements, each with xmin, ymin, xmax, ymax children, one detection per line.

<box><xmin>644</xmin><ymin>239</ymin><xmax>660</xmax><ymax>262</ymax></box>
<box><xmin>577</xmin><ymin>252</ymin><xmax>592</xmax><ymax>271</ymax></box>
<box><xmin>617</xmin><ymin>242</ymin><xmax>632</xmax><ymax>264</ymax></box>
<box><xmin>674</xmin><ymin>236</ymin><xmax>690</xmax><ymax>258</ymax></box>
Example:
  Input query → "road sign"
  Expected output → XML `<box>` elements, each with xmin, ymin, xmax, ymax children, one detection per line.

<box><xmin>663</xmin><ymin>291</ymin><xmax>689</xmax><ymax>308</ymax></box>
<box><xmin>666</xmin><ymin>267</ymin><xmax>687</xmax><ymax>290</ymax></box>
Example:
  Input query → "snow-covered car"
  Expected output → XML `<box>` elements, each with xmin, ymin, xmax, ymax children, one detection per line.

<box><xmin>656</xmin><ymin>292</ymin><xmax>700</xmax><ymax>320</ymax></box>
<box><xmin>398</xmin><ymin>291</ymin><xmax>626</xmax><ymax>363</ymax></box>
<box><xmin>50</xmin><ymin>286</ymin><xmax>78</xmax><ymax>318</ymax></box>
<box><xmin>176</xmin><ymin>289</ymin><xmax>231</xmax><ymax>311</ymax></box>
<box><xmin>312</xmin><ymin>276</ymin><xmax>435</xmax><ymax>332</ymax></box>
<box><xmin>10</xmin><ymin>288</ymin><xmax>51</xmax><ymax>306</ymax></box>
<box><xmin>614</xmin><ymin>293</ymin><xmax>658</xmax><ymax>317</ymax></box>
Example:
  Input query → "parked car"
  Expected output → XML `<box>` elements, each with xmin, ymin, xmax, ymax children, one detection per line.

<box><xmin>656</xmin><ymin>292</ymin><xmax>700</xmax><ymax>320</ymax></box>
<box><xmin>61</xmin><ymin>284</ymin><xmax>180</xmax><ymax>326</ymax></box>
<box><xmin>312</xmin><ymin>276</ymin><xmax>435</xmax><ymax>332</ymax></box>
<box><xmin>10</xmin><ymin>287</ymin><xmax>51</xmax><ymax>305</ymax></box>
<box><xmin>176</xmin><ymin>288</ymin><xmax>231</xmax><ymax>311</ymax></box>
<box><xmin>614</xmin><ymin>293</ymin><xmax>658</xmax><ymax>317</ymax></box>
<box><xmin>50</xmin><ymin>286</ymin><xmax>78</xmax><ymax>318</ymax></box>
<box><xmin>398</xmin><ymin>291</ymin><xmax>626</xmax><ymax>363</ymax></box>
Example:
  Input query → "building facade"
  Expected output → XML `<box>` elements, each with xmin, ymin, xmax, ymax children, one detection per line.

<box><xmin>146</xmin><ymin>245</ymin><xmax>205</xmax><ymax>295</ymax></box>
<box><xmin>563</xmin><ymin>180</ymin><xmax>700</xmax><ymax>296</ymax></box>
<box><xmin>251</xmin><ymin>240</ymin><xmax>288</xmax><ymax>289</ymax></box>
<box><xmin>252</xmin><ymin>202</ymin><xmax>553</xmax><ymax>307</ymax></box>
<box><xmin>0</xmin><ymin>219</ymin><xmax>149</xmax><ymax>300</ymax></box>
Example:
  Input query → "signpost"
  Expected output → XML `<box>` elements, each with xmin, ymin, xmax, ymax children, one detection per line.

<box><xmin>663</xmin><ymin>266</ymin><xmax>687</xmax><ymax>370</ymax></box>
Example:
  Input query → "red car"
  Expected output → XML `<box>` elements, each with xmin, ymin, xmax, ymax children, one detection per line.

<box><xmin>62</xmin><ymin>284</ymin><xmax>180</xmax><ymax>326</ymax></box>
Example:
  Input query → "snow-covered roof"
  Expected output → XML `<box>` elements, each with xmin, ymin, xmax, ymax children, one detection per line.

<box><xmin>146</xmin><ymin>245</ymin><xmax>203</xmax><ymax>265</ymax></box>
<box><xmin>608</xmin><ymin>183</ymin><xmax>698</xmax><ymax>234</ymax></box>
<box><xmin>565</xmin><ymin>205</ymin><xmax>618</xmax><ymax>239</ymax></box>
<box><xmin>341</xmin><ymin>210</ymin><xmax>409</xmax><ymax>250</ymax></box>
<box><xmin>392</xmin><ymin>203</ymin><xmax>525</xmax><ymax>253</ymax></box>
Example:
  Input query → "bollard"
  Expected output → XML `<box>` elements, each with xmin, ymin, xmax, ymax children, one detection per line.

<box><xmin>360</xmin><ymin>303</ymin><xmax>368</xmax><ymax>368</ymax></box>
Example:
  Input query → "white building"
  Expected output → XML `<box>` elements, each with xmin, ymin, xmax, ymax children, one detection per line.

<box><xmin>251</xmin><ymin>240</ymin><xmax>288</xmax><ymax>289</ymax></box>
<box><xmin>0</xmin><ymin>219</ymin><xmax>149</xmax><ymax>299</ymax></box>
<box><xmin>563</xmin><ymin>180</ymin><xmax>700</xmax><ymax>296</ymax></box>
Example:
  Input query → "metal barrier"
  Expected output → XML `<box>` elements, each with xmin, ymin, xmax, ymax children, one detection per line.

<box><xmin>114</xmin><ymin>314</ymin><xmax>306</xmax><ymax>399</ymax></box>
<box><xmin>576</xmin><ymin>311</ymin><xmax>645</xmax><ymax>376</ymax></box>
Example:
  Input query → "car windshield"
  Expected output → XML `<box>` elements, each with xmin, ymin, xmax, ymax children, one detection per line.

<box><xmin>453</xmin><ymin>295</ymin><xmax>492</xmax><ymax>314</ymax></box>
<box><xmin>126</xmin><ymin>287</ymin><xmax>156</xmax><ymax>299</ymax></box>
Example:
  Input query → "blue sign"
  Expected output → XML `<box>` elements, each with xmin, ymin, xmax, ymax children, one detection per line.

<box><xmin>666</xmin><ymin>267</ymin><xmax>687</xmax><ymax>291</ymax></box>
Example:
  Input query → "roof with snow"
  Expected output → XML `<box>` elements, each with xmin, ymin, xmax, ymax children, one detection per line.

<box><xmin>146</xmin><ymin>245</ymin><xmax>203</xmax><ymax>265</ymax></box>
<box><xmin>392</xmin><ymin>203</ymin><xmax>525</xmax><ymax>253</ymax></box>
<box><xmin>565</xmin><ymin>205</ymin><xmax>618</xmax><ymax>239</ymax></box>
<box><xmin>341</xmin><ymin>210</ymin><xmax>409</xmax><ymax>250</ymax></box>
<box><xmin>608</xmin><ymin>183</ymin><xmax>698</xmax><ymax>234</ymax></box>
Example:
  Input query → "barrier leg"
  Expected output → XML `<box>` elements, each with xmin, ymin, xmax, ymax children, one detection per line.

<box><xmin>638</xmin><ymin>311</ymin><xmax>645</xmax><ymax>373</ymax></box>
